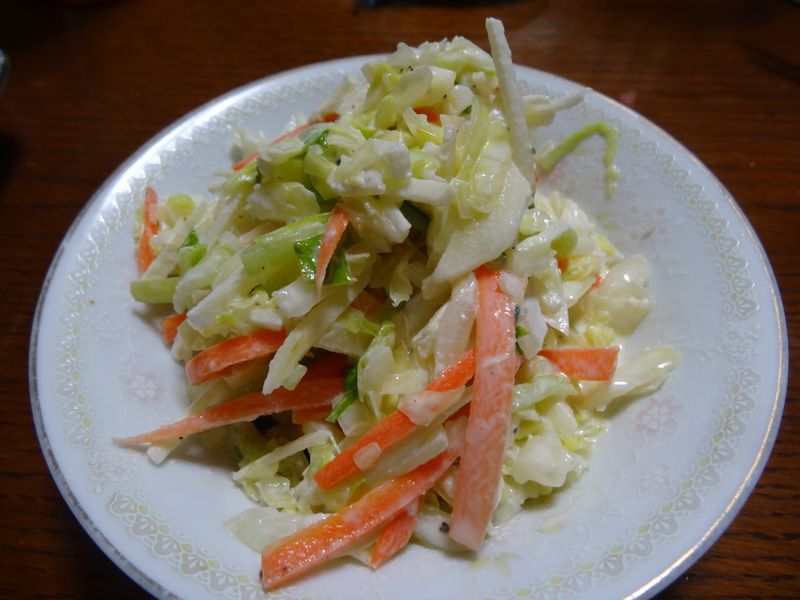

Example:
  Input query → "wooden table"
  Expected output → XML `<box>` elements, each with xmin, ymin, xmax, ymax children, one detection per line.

<box><xmin>1</xmin><ymin>0</ymin><xmax>797</xmax><ymax>598</ymax></box>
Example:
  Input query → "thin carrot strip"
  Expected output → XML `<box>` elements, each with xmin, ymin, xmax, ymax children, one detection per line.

<box><xmin>232</xmin><ymin>151</ymin><xmax>260</xmax><ymax>171</ymax></box>
<box><xmin>313</xmin><ymin>347</ymin><xmax>475</xmax><ymax>490</ymax></box>
<box><xmin>261</xmin><ymin>420</ymin><xmax>465</xmax><ymax>590</ymax></box>
<box><xmin>538</xmin><ymin>347</ymin><xmax>619</xmax><ymax>381</ymax></box>
<box><xmin>272</xmin><ymin>113</ymin><xmax>338</xmax><ymax>143</ymax></box>
<box><xmin>161</xmin><ymin>313</ymin><xmax>187</xmax><ymax>344</ymax></box>
<box><xmin>185</xmin><ymin>328</ymin><xmax>287</xmax><ymax>385</ymax></box>
<box><xmin>369</xmin><ymin>495</ymin><xmax>423</xmax><ymax>568</ymax></box>
<box><xmin>315</xmin><ymin>204</ymin><xmax>350</xmax><ymax>295</ymax></box>
<box><xmin>136</xmin><ymin>187</ymin><xmax>159</xmax><ymax>274</ymax></box>
<box><xmin>449</xmin><ymin>265</ymin><xmax>518</xmax><ymax>551</ymax></box>
<box><xmin>273</xmin><ymin>122</ymin><xmax>315</xmax><ymax>144</ymax></box>
<box><xmin>117</xmin><ymin>353</ymin><xmax>347</xmax><ymax>445</ymax></box>
<box><xmin>230</xmin><ymin>113</ymin><xmax>338</xmax><ymax>171</ymax></box>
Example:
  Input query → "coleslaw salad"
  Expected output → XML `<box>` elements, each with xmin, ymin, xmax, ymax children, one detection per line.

<box><xmin>118</xmin><ymin>18</ymin><xmax>680</xmax><ymax>590</ymax></box>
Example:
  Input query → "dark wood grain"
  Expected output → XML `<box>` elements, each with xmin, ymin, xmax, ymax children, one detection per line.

<box><xmin>1</xmin><ymin>0</ymin><xmax>798</xmax><ymax>598</ymax></box>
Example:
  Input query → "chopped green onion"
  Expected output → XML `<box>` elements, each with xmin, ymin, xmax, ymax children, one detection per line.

<box><xmin>130</xmin><ymin>277</ymin><xmax>179</xmax><ymax>304</ymax></box>
<box><xmin>326</xmin><ymin>364</ymin><xmax>359</xmax><ymax>423</ymax></box>
<box><xmin>166</xmin><ymin>193</ymin><xmax>195</xmax><ymax>217</ymax></box>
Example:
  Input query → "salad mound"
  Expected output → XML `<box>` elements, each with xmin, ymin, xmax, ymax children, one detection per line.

<box><xmin>121</xmin><ymin>18</ymin><xmax>680</xmax><ymax>590</ymax></box>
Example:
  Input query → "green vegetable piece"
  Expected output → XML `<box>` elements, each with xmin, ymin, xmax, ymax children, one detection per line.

<box><xmin>130</xmin><ymin>277</ymin><xmax>179</xmax><ymax>304</ymax></box>
<box><xmin>178</xmin><ymin>243</ymin><xmax>206</xmax><ymax>275</ymax></box>
<box><xmin>166</xmin><ymin>193</ymin><xmax>195</xmax><ymax>217</ymax></box>
<box><xmin>240</xmin><ymin>213</ymin><xmax>329</xmax><ymax>277</ymax></box>
<box><xmin>181</xmin><ymin>230</ymin><xmax>200</xmax><ymax>248</ymax></box>
<box><xmin>514</xmin><ymin>324</ymin><xmax>529</xmax><ymax>356</ymax></box>
<box><xmin>294</xmin><ymin>234</ymin><xmax>352</xmax><ymax>287</ymax></box>
<box><xmin>306</xmin><ymin>129</ymin><xmax>330</xmax><ymax>148</ymax></box>
<box><xmin>326</xmin><ymin>364</ymin><xmax>359</xmax><ymax>423</ymax></box>
<box><xmin>294</xmin><ymin>235</ymin><xmax>321</xmax><ymax>283</ymax></box>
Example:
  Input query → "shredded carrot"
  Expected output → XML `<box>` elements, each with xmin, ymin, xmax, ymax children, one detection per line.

<box><xmin>261</xmin><ymin>419</ymin><xmax>465</xmax><ymax>590</ymax></box>
<box><xmin>315</xmin><ymin>204</ymin><xmax>350</xmax><ymax>295</ymax></box>
<box><xmin>136</xmin><ymin>187</ymin><xmax>159</xmax><ymax>274</ymax></box>
<box><xmin>412</xmin><ymin>106</ymin><xmax>441</xmax><ymax>125</ymax></box>
<box><xmin>160</xmin><ymin>313</ymin><xmax>187</xmax><ymax>344</ymax></box>
<box><xmin>230</xmin><ymin>114</ymin><xmax>338</xmax><ymax>170</ymax></box>
<box><xmin>232</xmin><ymin>151</ymin><xmax>260</xmax><ymax>171</ymax></box>
<box><xmin>185</xmin><ymin>328</ymin><xmax>288</xmax><ymax>385</ymax></box>
<box><xmin>271</xmin><ymin>122</ymin><xmax>316</xmax><ymax>145</ymax></box>
<box><xmin>369</xmin><ymin>495</ymin><xmax>423</xmax><ymax>568</ymax></box>
<box><xmin>313</xmin><ymin>347</ymin><xmax>475</xmax><ymax>490</ymax></box>
<box><xmin>449</xmin><ymin>265</ymin><xmax>518</xmax><ymax>550</ymax></box>
<box><xmin>271</xmin><ymin>113</ymin><xmax>338</xmax><ymax>145</ymax></box>
<box><xmin>538</xmin><ymin>346</ymin><xmax>619</xmax><ymax>381</ymax></box>
<box><xmin>117</xmin><ymin>353</ymin><xmax>348</xmax><ymax>445</ymax></box>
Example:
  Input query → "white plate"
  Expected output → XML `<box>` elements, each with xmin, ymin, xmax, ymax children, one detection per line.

<box><xmin>30</xmin><ymin>56</ymin><xmax>788</xmax><ymax>600</ymax></box>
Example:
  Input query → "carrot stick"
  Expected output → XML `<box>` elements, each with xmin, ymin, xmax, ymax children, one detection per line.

<box><xmin>117</xmin><ymin>353</ymin><xmax>347</xmax><ymax>445</ymax></box>
<box><xmin>369</xmin><ymin>495</ymin><xmax>423</xmax><ymax>568</ymax></box>
<box><xmin>185</xmin><ymin>328</ymin><xmax>288</xmax><ymax>385</ymax></box>
<box><xmin>538</xmin><ymin>347</ymin><xmax>619</xmax><ymax>381</ymax></box>
<box><xmin>313</xmin><ymin>347</ymin><xmax>475</xmax><ymax>490</ymax></box>
<box><xmin>161</xmin><ymin>313</ymin><xmax>187</xmax><ymax>344</ymax></box>
<box><xmin>136</xmin><ymin>187</ymin><xmax>159</xmax><ymax>274</ymax></box>
<box><xmin>315</xmin><ymin>204</ymin><xmax>350</xmax><ymax>295</ymax></box>
<box><xmin>261</xmin><ymin>419</ymin><xmax>465</xmax><ymax>590</ymax></box>
<box><xmin>449</xmin><ymin>265</ymin><xmax>518</xmax><ymax>550</ymax></box>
